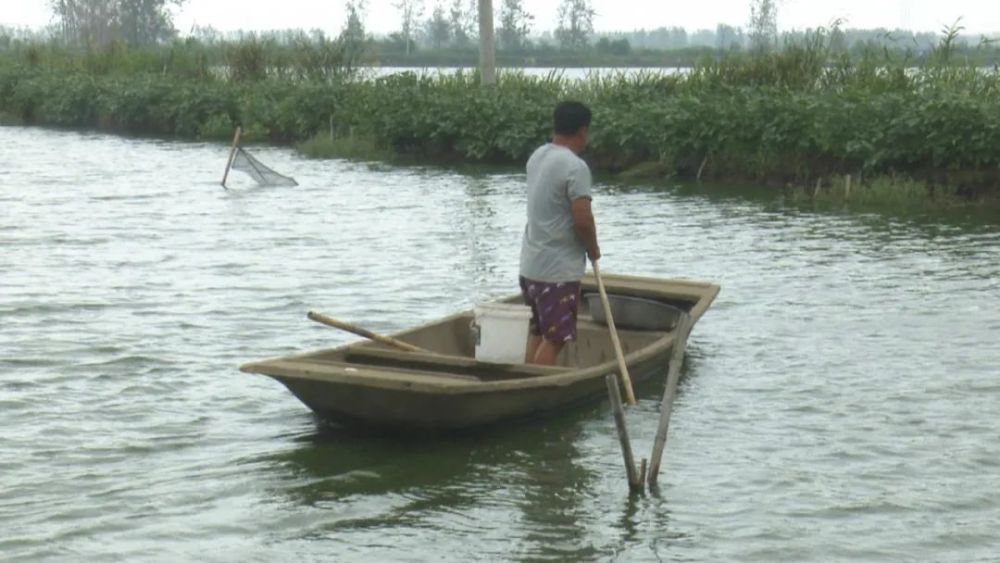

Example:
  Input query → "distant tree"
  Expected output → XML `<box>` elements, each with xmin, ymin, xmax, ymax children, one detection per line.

<box><xmin>425</xmin><ymin>2</ymin><xmax>451</xmax><ymax>49</ymax></box>
<box><xmin>448</xmin><ymin>0</ymin><xmax>476</xmax><ymax>47</ymax></box>
<box><xmin>748</xmin><ymin>0</ymin><xmax>778</xmax><ymax>52</ymax></box>
<box><xmin>497</xmin><ymin>0</ymin><xmax>533</xmax><ymax>51</ymax></box>
<box><xmin>829</xmin><ymin>24</ymin><xmax>848</xmax><ymax>53</ymax></box>
<box><xmin>612</xmin><ymin>37</ymin><xmax>631</xmax><ymax>55</ymax></box>
<box><xmin>117</xmin><ymin>0</ymin><xmax>183</xmax><ymax>44</ymax></box>
<box><xmin>50</xmin><ymin>0</ymin><xmax>185</xmax><ymax>46</ymax></box>
<box><xmin>689</xmin><ymin>28</ymin><xmax>716</xmax><ymax>47</ymax></box>
<box><xmin>555</xmin><ymin>0</ymin><xmax>594</xmax><ymax>50</ymax></box>
<box><xmin>668</xmin><ymin>27</ymin><xmax>689</xmax><ymax>49</ymax></box>
<box><xmin>342</xmin><ymin>1</ymin><xmax>366</xmax><ymax>43</ymax></box>
<box><xmin>393</xmin><ymin>0</ymin><xmax>424</xmax><ymax>55</ymax></box>
<box><xmin>190</xmin><ymin>24</ymin><xmax>222</xmax><ymax>44</ymax></box>
<box><xmin>0</xmin><ymin>25</ymin><xmax>54</xmax><ymax>44</ymax></box>
<box><xmin>716</xmin><ymin>23</ymin><xmax>743</xmax><ymax>50</ymax></box>
<box><xmin>535</xmin><ymin>30</ymin><xmax>555</xmax><ymax>48</ymax></box>
<box><xmin>596</xmin><ymin>36</ymin><xmax>630</xmax><ymax>56</ymax></box>
<box><xmin>606</xmin><ymin>27</ymin><xmax>717</xmax><ymax>50</ymax></box>
<box><xmin>340</xmin><ymin>0</ymin><xmax>369</xmax><ymax>69</ymax></box>
<box><xmin>637</xmin><ymin>26</ymin><xmax>687</xmax><ymax>50</ymax></box>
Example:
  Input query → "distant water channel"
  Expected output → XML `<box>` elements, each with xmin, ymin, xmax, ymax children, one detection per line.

<box><xmin>1</xmin><ymin>126</ymin><xmax>998</xmax><ymax>561</ymax></box>
<box><xmin>366</xmin><ymin>66</ymin><xmax>689</xmax><ymax>80</ymax></box>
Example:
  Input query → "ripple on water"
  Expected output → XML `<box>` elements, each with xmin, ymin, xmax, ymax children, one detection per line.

<box><xmin>1</xmin><ymin>126</ymin><xmax>998</xmax><ymax>561</ymax></box>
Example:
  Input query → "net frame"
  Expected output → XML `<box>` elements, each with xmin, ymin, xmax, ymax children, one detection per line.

<box><xmin>220</xmin><ymin>127</ymin><xmax>298</xmax><ymax>188</ymax></box>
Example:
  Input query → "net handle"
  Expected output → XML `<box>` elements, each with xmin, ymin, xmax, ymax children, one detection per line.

<box><xmin>221</xmin><ymin>126</ymin><xmax>242</xmax><ymax>189</ymax></box>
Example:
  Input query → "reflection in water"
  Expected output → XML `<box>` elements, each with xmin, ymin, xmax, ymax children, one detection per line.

<box><xmin>505</xmin><ymin>416</ymin><xmax>598</xmax><ymax>560</ymax></box>
<box><xmin>259</xmin><ymin>424</ymin><xmax>481</xmax><ymax>507</ymax></box>
<box><xmin>251</xmin><ymin>409</ymin><xmax>614</xmax><ymax>560</ymax></box>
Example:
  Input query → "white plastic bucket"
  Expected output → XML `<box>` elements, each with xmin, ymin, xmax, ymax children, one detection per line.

<box><xmin>473</xmin><ymin>302</ymin><xmax>532</xmax><ymax>364</ymax></box>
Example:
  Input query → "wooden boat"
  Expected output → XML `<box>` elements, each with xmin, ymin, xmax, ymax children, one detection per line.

<box><xmin>240</xmin><ymin>273</ymin><xmax>720</xmax><ymax>430</ymax></box>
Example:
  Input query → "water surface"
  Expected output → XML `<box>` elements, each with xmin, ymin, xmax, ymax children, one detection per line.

<box><xmin>1</xmin><ymin>126</ymin><xmax>998</xmax><ymax>561</ymax></box>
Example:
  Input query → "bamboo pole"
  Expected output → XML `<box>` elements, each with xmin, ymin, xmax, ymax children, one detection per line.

<box><xmin>606</xmin><ymin>374</ymin><xmax>643</xmax><ymax>494</ymax></box>
<box><xmin>307</xmin><ymin>311</ymin><xmax>430</xmax><ymax>353</ymax></box>
<box><xmin>221</xmin><ymin>126</ymin><xmax>242</xmax><ymax>189</ymax></box>
<box><xmin>478</xmin><ymin>0</ymin><xmax>496</xmax><ymax>85</ymax></box>
<box><xmin>592</xmin><ymin>260</ymin><xmax>637</xmax><ymax>405</ymax></box>
<box><xmin>647</xmin><ymin>312</ymin><xmax>692</xmax><ymax>487</ymax></box>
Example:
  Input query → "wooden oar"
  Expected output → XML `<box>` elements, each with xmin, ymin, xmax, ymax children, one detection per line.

<box><xmin>591</xmin><ymin>260</ymin><xmax>637</xmax><ymax>405</ymax></box>
<box><xmin>307</xmin><ymin>311</ymin><xmax>430</xmax><ymax>353</ymax></box>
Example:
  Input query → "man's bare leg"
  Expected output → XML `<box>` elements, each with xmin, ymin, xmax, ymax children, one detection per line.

<box><xmin>525</xmin><ymin>335</ymin><xmax>543</xmax><ymax>363</ymax></box>
<box><xmin>532</xmin><ymin>339</ymin><xmax>564</xmax><ymax>366</ymax></box>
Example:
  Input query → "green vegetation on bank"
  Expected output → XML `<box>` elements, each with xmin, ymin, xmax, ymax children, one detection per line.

<box><xmin>1</xmin><ymin>27</ymin><xmax>999</xmax><ymax>206</ymax></box>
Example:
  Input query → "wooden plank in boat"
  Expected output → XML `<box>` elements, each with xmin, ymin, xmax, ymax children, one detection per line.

<box><xmin>250</xmin><ymin>358</ymin><xmax>481</xmax><ymax>384</ymax></box>
<box><xmin>344</xmin><ymin>347</ymin><xmax>567</xmax><ymax>379</ymax></box>
<box><xmin>306</xmin><ymin>358</ymin><xmax>482</xmax><ymax>381</ymax></box>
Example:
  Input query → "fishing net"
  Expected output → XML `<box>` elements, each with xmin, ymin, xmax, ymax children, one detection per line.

<box><xmin>230</xmin><ymin>147</ymin><xmax>298</xmax><ymax>186</ymax></box>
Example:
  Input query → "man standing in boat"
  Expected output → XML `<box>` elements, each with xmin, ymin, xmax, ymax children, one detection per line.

<box><xmin>520</xmin><ymin>101</ymin><xmax>601</xmax><ymax>365</ymax></box>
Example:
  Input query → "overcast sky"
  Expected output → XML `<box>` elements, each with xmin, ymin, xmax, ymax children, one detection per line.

<box><xmin>4</xmin><ymin>0</ymin><xmax>1000</xmax><ymax>36</ymax></box>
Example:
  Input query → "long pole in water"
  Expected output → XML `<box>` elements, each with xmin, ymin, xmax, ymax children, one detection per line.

<box><xmin>221</xmin><ymin>126</ymin><xmax>242</xmax><ymax>189</ymax></box>
<box><xmin>606</xmin><ymin>374</ymin><xmax>644</xmax><ymax>493</ymax></box>
<box><xmin>592</xmin><ymin>260</ymin><xmax>637</xmax><ymax>405</ymax></box>
<box><xmin>647</xmin><ymin>312</ymin><xmax>692</xmax><ymax>487</ymax></box>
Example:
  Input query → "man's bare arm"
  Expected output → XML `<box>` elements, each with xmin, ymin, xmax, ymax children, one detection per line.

<box><xmin>571</xmin><ymin>197</ymin><xmax>601</xmax><ymax>261</ymax></box>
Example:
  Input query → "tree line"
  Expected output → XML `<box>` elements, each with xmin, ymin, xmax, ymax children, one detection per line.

<box><xmin>378</xmin><ymin>0</ymin><xmax>595</xmax><ymax>54</ymax></box>
<box><xmin>3</xmin><ymin>0</ymin><xmax>996</xmax><ymax>61</ymax></box>
<box><xmin>47</xmin><ymin>0</ymin><xmax>185</xmax><ymax>46</ymax></box>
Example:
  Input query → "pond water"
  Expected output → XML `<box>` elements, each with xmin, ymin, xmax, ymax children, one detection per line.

<box><xmin>1</xmin><ymin>126</ymin><xmax>998</xmax><ymax>561</ymax></box>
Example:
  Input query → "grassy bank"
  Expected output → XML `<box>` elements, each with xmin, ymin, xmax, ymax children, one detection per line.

<box><xmin>2</xmin><ymin>31</ymin><xmax>999</xmax><ymax>206</ymax></box>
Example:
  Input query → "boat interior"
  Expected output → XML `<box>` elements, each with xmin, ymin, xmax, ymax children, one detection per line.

<box><xmin>287</xmin><ymin>313</ymin><xmax>668</xmax><ymax>382</ymax></box>
<box><xmin>245</xmin><ymin>276</ymin><xmax>717</xmax><ymax>383</ymax></box>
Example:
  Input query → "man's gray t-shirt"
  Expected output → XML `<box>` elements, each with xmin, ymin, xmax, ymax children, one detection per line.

<box><xmin>519</xmin><ymin>143</ymin><xmax>593</xmax><ymax>283</ymax></box>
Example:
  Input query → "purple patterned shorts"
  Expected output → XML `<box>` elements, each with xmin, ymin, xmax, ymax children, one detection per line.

<box><xmin>519</xmin><ymin>276</ymin><xmax>582</xmax><ymax>343</ymax></box>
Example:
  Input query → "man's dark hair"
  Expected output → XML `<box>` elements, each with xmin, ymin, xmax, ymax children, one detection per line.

<box><xmin>553</xmin><ymin>101</ymin><xmax>592</xmax><ymax>135</ymax></box>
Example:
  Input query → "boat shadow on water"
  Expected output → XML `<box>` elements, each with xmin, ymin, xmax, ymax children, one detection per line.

<box><xmin>258</xmin><ymin>400</ymin><xmax>603</xmax><ymax>501</ymax></box>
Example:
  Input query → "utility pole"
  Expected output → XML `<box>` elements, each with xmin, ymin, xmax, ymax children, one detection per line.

<box><xmin>478</xmin><ymin>0</ymin><xmax>496</xmax><ymax>85</ymax></box>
